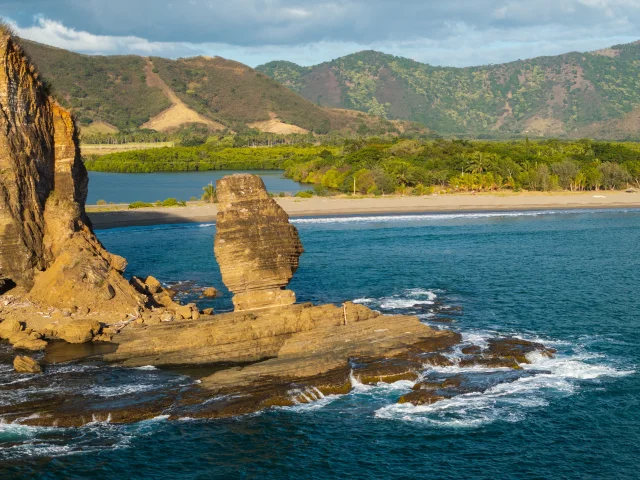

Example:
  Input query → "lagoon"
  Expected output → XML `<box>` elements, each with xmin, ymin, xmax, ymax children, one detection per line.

<box><xmin>87</xmin><ymin>170</ymin><xmax>306</xmax><ymax>204</ymax></box>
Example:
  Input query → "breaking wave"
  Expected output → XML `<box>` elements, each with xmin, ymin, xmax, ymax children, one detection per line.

<box><xmin>291</xmin><ymin>209</ymin><xmax>635</xmax><ymax>226</ymax></box>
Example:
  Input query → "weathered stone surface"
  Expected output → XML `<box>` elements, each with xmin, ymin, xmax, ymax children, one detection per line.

<box><xmin>485</xmin><ymin>337</ymin><xmax>556</xmax><ymax>363</ymax></box>
<box><xmin>398</xmin><ymin>391</ymin><xmax>446</xmax><ymax>405</ymax></box>
<box><xmin>214</xmin><ymin>174</ymin><xmax>303</xmax><ymax>311</ymax></box>
<box><xmin>13</xmin><ymin>355</ymin><xmax>41</xmax><ymax>373</ymax></box>
<box><xmin>175</xmin><ymin>305</ymin><xmax>193</xmax><ymax>320</ymax></box>
<box><xmin>0</xmin><ymin>30</ymin><xmax>143</xmax><ymax>316</ymax></box>
<box><xmin>0</xmin><ymin>318</ymin><xmax>23</xmax><ymax>339</ymax></box>
<box><xmin>202</xmin><ymin>287</ymin><xmax>218</xmax><ymax>298</ymax></box>
<box><xmin>56</xmin><ymin>320</ymin><xmax>101</xmax><ymax>344</ymax></box>
<box><xmin>106</xmin><ymin>301</ymin><xmax>452</xmax><ymax>371</ymax></box>
<box><xmin>145</xmin><ymin>276</ymin><xmax>162</xmax><ymax>294</ymax></box>
<box><xmin>8</xmin><ymin>331</ymin><xmax>48</xmax><ymax>351</ymax></box>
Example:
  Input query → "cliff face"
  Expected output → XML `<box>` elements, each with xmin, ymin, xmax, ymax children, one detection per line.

<box><xmin>0</xmin><ymin>32</ymin><xmax>54</xmax><ymax>286</ymax></box>
<box><xmin>0</xmin><ymin>30</ymin><xmax>142</xmax><ymax>314</ymax></box>
<box><xmin>214</xmin><ymin>174</ymin><xmax>304</xmax><ymax>311</ymax></box>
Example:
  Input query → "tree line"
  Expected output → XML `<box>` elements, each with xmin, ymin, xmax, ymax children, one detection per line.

<box><xmin>84</xmin><ymin>137</ymin><xmax>640</xmax><ymax>193</ymax></box>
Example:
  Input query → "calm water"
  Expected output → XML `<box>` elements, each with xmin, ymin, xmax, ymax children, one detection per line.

<box><xmin>2</xmin><ymin>209</ymin><xmax>640</xmax><ymax>479</ymax></box>
<box><xmin>87</xmin><ymin>170</ymin><xmax>306</xmax><ymax>204</ymax></box>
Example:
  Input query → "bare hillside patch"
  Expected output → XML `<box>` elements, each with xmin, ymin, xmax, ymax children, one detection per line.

<box><xmin>142</xmin><ymin>59</ymin><xmax>224</xmax><ymax>132</ymax></box>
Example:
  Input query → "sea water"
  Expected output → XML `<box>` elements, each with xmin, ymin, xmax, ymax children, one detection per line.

<box><xmin>1</xmin><ymin>209</ymin><xmax>639</xmax><ymax>479</ymax></box>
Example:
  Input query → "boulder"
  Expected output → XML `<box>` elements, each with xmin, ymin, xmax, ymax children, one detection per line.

<box><xmin>202</xmin><ymin>308</ymin><xmax>214</xmax><ymax>315</ymax></box>
<box><xmin>175</xmin><ymin>305</ymin><xmax>193</xmax><ymax>320</ymax></box>
<box><xmin>0</xmin><ymin>319</ymin><xmax>23</xmax><ymax>339</ymax></box>
<box><xmin>202</xmin><ymin>287</ymin><xmax>218</xmax><ymax>298</ymax></box>
<box><xmin>8</xmin><ymin>332</ymin><xmax>47</xmax><ymax>351</ymax></box>
<box><xmin>110</xmin><ymin>254</ymin><xmax>128</xmax><ymax>273</ymax></box>
<box><xmin>56</xmin><ymin>320</ymin><xmax>102</xmax><ymax>343</ymax></box>
<box><xmin>214</xmin><ymin>175</ymin><xmax>303</xmax><ymax>311</ymax></box>
<box><xmin>461</xmin><ymin>345</ymin><xmax>482</xmax><ymax>355</ymax></box>
<box><xmin>145</xmin><ymin>276</ymin><xmax>163</xmax><ymax>294</ymax></box>
<box><xmin>13</xmin><ymin>356</ymin><xmax>42</xmax><ymax>374</ymax></box>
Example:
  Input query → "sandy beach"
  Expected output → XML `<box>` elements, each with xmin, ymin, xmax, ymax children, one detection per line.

<box><xmin>87</xmin><ymin>191</ymin><xmax>640</xmax><ymax>229</ymax></box>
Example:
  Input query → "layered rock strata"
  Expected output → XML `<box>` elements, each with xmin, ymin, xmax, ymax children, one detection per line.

<box><xmin>214</xmin><ymin>174</ymin><xmax>303</xmax><ymax>311</ymax></box>
<box><xmin>0</xmin><ymin>29</ymin><xmax>143</xmax><ymax>315</ymax></box>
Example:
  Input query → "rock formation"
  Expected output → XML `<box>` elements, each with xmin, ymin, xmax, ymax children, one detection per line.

<box><xmin>0</xmin><ymin>28</ymin><xmax>143</xmax><ymax>315</ymax></box>
<box><xmin>13</xmin><ymin>355</ymin><xmax>41</xmax><ymax>374</ymax></box>
<box><xmin>0</xmin><ymin>30</ymin><xmax>556</xmax><ymax>425</ymax></box>
<box><xmin>214</xmin><ymin>174</ymin><xmax>303</xmax><ymax>311</ymax></box>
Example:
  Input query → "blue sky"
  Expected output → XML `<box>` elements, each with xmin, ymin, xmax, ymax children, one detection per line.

<box><xmin>2</xmin><ymin>0</ymin><xmax>639</xmax><ymax>67</ymax></box>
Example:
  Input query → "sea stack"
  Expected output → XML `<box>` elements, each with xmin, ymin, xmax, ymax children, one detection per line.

<box><xmin>214</xmin><ymin>174</ymin><xmax>304</xmax><ymax>311</ymax></box>
<box><xmin>0</xmin><ymin>29</ymin><xmax>142</xmax><ymax>314</ymax></box>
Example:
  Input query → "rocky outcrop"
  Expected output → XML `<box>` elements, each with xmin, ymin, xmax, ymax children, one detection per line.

<box><xmin>214</xmin><ymin>174</ymin><xmax>303</xmax><ymax>311</ymax></box>
<box><xmin>13</xmin><ymin>355</ymin><xmax>41</xmax><ymax>373</ymax></box>
<box><xmin>0</xmin><ymin>29</ymin><xmax>143</xmax><ymax>316</ymax></box>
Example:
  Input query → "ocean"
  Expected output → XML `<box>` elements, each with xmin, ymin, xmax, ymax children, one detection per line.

<box><xmin>1</xmin><ymin>209</ymin><xmax>639</xmax><ymax>479</ymax></box>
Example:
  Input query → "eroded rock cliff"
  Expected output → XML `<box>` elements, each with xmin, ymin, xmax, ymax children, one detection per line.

<box><xmin>214</xmin><ymin>174</ymin><xmax>303</xmax><ymax>311</ymax></box>
<box><xmin>0</xmin><ymin>29</ymin><xmax>142</xmax><ymax>315</ymax></box>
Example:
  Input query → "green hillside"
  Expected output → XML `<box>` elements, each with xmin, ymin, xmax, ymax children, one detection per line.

<box><xmin>257</xmin><ymin>43</ymin><xmax>640</xmax><ymax>138</ymax></box>
<box><xmin>20</xmin><ymin>40</ymin><xmax>171</xmax><ymax>129</ymax></box>
<box><xmin>19</xmin><ymin>39</ymin><xmax>413</xmax><ymax>136</ymax></box>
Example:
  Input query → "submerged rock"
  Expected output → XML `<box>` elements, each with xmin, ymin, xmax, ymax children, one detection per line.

<box><xmin>214</xmin><ymin>174</ymin><xmax>303</xmax><ymax>311</ymax></box>
<box><xmin>13</xmin><ymin>355</ymin><xmax>41</xmax><ymax>373</ymax></box>
<box><xmin>486</xmin><ymin>337</ymin><xmax>556</xmax><ymax>363</ymax></box>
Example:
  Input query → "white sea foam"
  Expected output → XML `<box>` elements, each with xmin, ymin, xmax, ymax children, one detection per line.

<box><xmin>373</xmin><ymin>333</ymin><xmax>634</xmax><ymax>428</ymax></box>
<box><xmin>88</xmin><ymin>384</ymin><xmax>160</xmax><ymax>398</ymax></box>
<box><xmin>290</xmin><ymin>209</ymin><xmax>626</xmax><ymax>226</ymax></box>
<box><xmin>356</xmin><ymin>288</ymin><xmax>439</xmax><ymax>311</ymax></box>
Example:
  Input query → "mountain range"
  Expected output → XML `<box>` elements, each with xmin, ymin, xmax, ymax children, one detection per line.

<box><xmin>20</xmin><ymin>38</ymin><xmax>640</xmax><ymax>139</ymax></box>
<box><xmin>257</xmin><ymin>43</ymin><xmax>640</xmax><ymax>139</ymax></box>
<box><xmin>20</xmin><ymin>39</ymin><xmax>412</xmax><ymax>137</ymax></box>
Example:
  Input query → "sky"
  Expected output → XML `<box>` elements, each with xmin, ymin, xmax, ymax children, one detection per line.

<box><xmin>1</xmin><ymin>0</ymin><xmax>639</xmax><ymax>67</ymax></box>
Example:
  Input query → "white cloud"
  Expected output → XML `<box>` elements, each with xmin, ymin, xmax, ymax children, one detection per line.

<box><xmin>11</xmin><ymin>17</ymin><xmax>193</xmax><ymax>55</ymax></box>
<box><xmin>6</xmin><ymin>13</ymin><xmax>639</xmax><ymax>68</ymax></box>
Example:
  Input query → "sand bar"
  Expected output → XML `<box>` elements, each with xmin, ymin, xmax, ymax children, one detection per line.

<box><xmin>88</xmin><ymin>191</ymin><xmax>640</xmax><ymax>229</ymax></box>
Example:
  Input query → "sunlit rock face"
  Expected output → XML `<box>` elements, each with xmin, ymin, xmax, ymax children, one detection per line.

<box><xmin>214</xmin><ymin>174</ymin><xmax>304</xmax><ymax>311</ymax></box>
<box><xmin>0</xmin><ymin>29</ymin><xmax>142</xmax><ymax>314</ymax></box>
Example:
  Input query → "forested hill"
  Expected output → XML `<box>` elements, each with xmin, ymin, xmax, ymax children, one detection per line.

<box><xmin>19</xmin><ymin>39</ymin><xmax>416</xmax><ymax>136</ymax></box>
<box><xmin>257</xmin><ymin>42</ymin><xmax>640</xmax><ymax>139</ymax></box>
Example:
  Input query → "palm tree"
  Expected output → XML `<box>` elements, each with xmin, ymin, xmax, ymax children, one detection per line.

<box><xmin>202</xmin><ymin>183</ymin><xmax>216</xmax><ymax>203</ymax></box>
<box><xmin>466</xmin><ymin>152</ymin><xmax>490</xmax><ymax>174</ymax></box>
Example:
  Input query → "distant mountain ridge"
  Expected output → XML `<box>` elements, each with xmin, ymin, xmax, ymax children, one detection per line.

<box><xmin>257</xmin><ymin>42</ymin><xmax>640</xmax><ymax>139</ymax></box>
<box><xmin>19</xmin><ymin>39</ymin><xmax>416</xmax><ymax>136</ymax></box>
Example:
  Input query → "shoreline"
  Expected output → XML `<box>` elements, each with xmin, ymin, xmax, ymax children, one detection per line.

<box><xmin>87</xmin><ymin>191</ymin><xmax>640</xmax><ymax>229</ymax></box>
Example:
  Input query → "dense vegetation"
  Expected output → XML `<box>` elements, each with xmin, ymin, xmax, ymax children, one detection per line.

<box><xmin>84</xmin><ymin>145</ymin><xmax>340</xmax><ymax>173</ymax></box>
<box><xmin>257</xmin><ymin>42</ymin><xmax>640</xmax><ymax>138</ymax></box>
<box><xmin>85</xmin><ymin>138</ymin><xmax>640</xmax><ymax>193</ymax></box>
<box><xmin>20</xmin><ymin>40</ymin><xmax>170</xmax><ymax>129</ymax></box>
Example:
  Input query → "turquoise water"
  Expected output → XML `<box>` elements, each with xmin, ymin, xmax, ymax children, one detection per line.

<box><xmin>87</xmin><ymin>170</ymin><xmax>306</xmax><ymax>204</ymax></box>
<box><xmin>1</xmin><ymin>209</ymin><xmax>639</xmax><ymax>479</ymax></box>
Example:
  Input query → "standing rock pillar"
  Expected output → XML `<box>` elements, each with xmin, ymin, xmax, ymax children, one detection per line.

<box><xmin>214</xmin><ymin>174</ymin><xmax>303</xmax><ymax>311</ymax></box>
